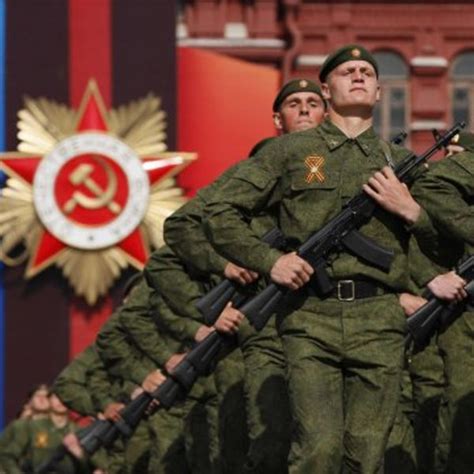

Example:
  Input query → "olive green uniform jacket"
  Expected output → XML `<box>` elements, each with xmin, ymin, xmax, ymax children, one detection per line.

<box><xmin>412</xmin><ymin>151</ymin><xmax>474</xmax><ymax>474</ymax></box>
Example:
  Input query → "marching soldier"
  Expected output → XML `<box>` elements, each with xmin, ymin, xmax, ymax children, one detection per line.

<box><xmin>411</xmin><ymin>131</ymin><xmax>474</xmax><ymax>473</ymax></box>
<box><xmin>163</xmin><ymin>78</ymin><xmax>326</xmax><ymax>473</ymax></box>
<box><xmin>202</xmin><ymin>45</ymin><xmax>448</xmax><ymax>473</ymax></box>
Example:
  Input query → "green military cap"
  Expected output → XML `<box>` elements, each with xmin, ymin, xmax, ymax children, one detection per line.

<box><xmin>319</xmin><ymin>44</ymin><xmax>379</xmax><ymax>82</ymax></box>
<box><xmin>451</xmin><ymin>131</ymin><xmax>474</xmax><ymax>152</ymax></box>
<box><xmin>272</xmin><ymin>79</ymin><xmax>325</xmax><ymax>112</ymax></box>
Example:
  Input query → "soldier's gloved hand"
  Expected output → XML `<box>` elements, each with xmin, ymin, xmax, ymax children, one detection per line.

<box><xmin>63</xmin><ymin>432</ymin><xmax>84</xmax><ymax>459</ymax></box>
<box><xmin>427</xmin><ymin>271</ymin><xmax>467</xmax><ymax>302</ymax></box>
<box><xmin>224</xmin><ymin>262</ymin><xmax>259</xmax><ymax>285</ymax></box>
<box><xmin>103</xmin><ymin>402</ymin><xmax>125</xmax><ymax>422</ymax></box>
<box><xmin>164</xmin><ymin>354</ymin><xmax>187</xmax><ymax>375</ymax></box>
<box><xmin>270</xmin><ymin>252</ymin><xmax>313</xmax><ymax>290</ymax></box>
<box><xmin>398</xmin><ymin>292</ymin><xmax>427</xmax><ymax>316</ymax></box>
<box><xmin>362</xmin><ymin>166</ymin><xmax>421</xmax><ymax>224</ymax></box>
<box><xmin>142</xmin><ymin>370</ymin><xmax>166</xmax><ymax>393</ymax></box>
<box><xmin>194</xmin><ymin>325</ymin><xmax>215</xmax><ymax>342</ymax></box>
<box><xmin>214</xmin><ymin>302</ymin><xmax>244</xmax><ymax>334</ymax></box>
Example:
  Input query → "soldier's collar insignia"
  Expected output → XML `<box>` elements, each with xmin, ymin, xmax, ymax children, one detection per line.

<box><xmin>351</xmin><ymin>48</ymin><xmax>361</xmax><ymax>58</ymax></box>
<box><xmin>35</xmin><ymin>431</ymin><xmax>49</xmax><ymax>448</ymax></box>
<box><xmin>304</xmin><ymin>155</ymin><xmax>326</xmax><ymax>184</ymax></box>
<box><xmin>299</xmin><ymin>79</ymin><xmax>308</xmax><ymax>88</ymax></box>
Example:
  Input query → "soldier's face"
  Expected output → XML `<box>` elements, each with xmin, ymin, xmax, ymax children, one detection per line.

<box><xmin>273</xmin><ymin>91</ymin><xmax>326</xmax><ymax>133</ymax></box>
<box><xmin>321</xmin><ymin>60</ymin><xmax>380</xmax><ymax>114</ymax></box>
<box><xmin>30</xmin><ymin>388</ymin><xmax>50</xmax><ymax>413</ymax></box>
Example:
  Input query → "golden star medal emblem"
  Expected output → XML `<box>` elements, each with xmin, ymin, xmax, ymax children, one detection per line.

<box><xmin>0</xmin><ymin>79</ymin><xmax>196</xmax><ymax>304</ymax></box>
<box><xmin>304</xmin><ymin>155</ymin><xmax>326</xmax><ymax>184</ymax></box>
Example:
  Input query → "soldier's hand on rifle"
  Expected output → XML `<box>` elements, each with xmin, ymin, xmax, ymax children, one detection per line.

<box><xmin>194</xmin><ymin>325</ymin><xmax>215</xmax><ymax>342</ymax></box>
<box><xmin>142</xmin><ymin>369</ymin><xmax>167</xmax><ymax>393</ymax></box>
<box><xmin>224</xmin><ymin>262</ymin><xmax>259</xmax><ymax>285</ymax></box>
<box><xmin>214</xmin><ymin>302</ymin><xmax>244</xmax><ymax>334</ymax></box>
<box><xmin>427</xmin><ymin>271</ymin><xmax>467</xmax><ymax>302</ymax></box>
<box><xmin>103</xmin><ymin>402</ymin><xmax>125</xmax><ymax>422</ymax></box>
<box><xmin>270</xmin><ymin>252</ymin><xmax>313</xmax><ymax>290</ymax></box>
<box><xmin>363</xmin><ymin>166</ymin><xmax>421</xmax><ymax>225</ymax></box>
<box><xmin>62</xmin><ymin>432</ymin><xmax>84</xmax><ymax>459</ymax></box>
<box><xmin>398</xmin><ymin>292</ymin><xmax>428</xmax><ymax>316</ymax></box>
<box><xmin>165</xmin><ymin>353</ymin><xmax>187</xmax><ymax>375</ymax></box>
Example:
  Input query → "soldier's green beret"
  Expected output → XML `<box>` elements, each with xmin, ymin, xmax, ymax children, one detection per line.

<box><xmin>272</xmin><ymin>79</ymin><xmax>325</xmax><ymax>112</ymax></box>
<box><xmin>451</xmin><ymin>131</ymin><xmax>474</xmax><ymax>153</ymax></box>
<box><xmin>248</xmin><ymin>137</ymin><xmax>276</xmax><ymax>157</ymax></box>
<box><xmin>319</xmin><ymin>44</ymin><xmax>379</xmax><ymax>82</ymax></box>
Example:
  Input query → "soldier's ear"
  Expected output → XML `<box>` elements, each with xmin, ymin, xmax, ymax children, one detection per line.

<box><xmin>375</xmin><ymin>84</ymin><xmax>381</xmax><ymax>102</ymax></box>
<box><xmin>273</xmin><ymin>112</ymin><xmax>283</xmax><ymax>131</ymax></box>
<box><xmin>321</xmin><ymin>83</ymin><xmax>331</xmax><ymax>100</ymax></box>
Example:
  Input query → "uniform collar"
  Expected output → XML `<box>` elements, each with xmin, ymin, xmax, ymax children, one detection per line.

<box><xmin>318</xmin><ymin>118</ymin><xmax>378</xmax><ymax>156</ymax></box>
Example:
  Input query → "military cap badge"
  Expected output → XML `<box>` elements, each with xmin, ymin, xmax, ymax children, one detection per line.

<box><xmin>351</xmin><ymin>48</ymin><xmax>361</xmax><ymax>58</ymax></box>
<box><xmin>299</xmin><ymin>80</ymin><xmax>308</xmax><ymax>88</ymax></box>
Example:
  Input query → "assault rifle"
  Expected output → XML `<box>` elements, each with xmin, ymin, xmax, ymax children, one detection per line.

<box><xmin>406</xmin><ymin>255</ymin><xmax>474</xmax><ymax>348</ymax></box>
<box><xmin>35</xmin><ymin>331</ymin><xmax>226</xmax><ymax>472</ymax></box>
<box><xmin>197</xmin><ymin>131</ymin><xmax>408</xmax><ymax>326</ymax></box>
<box><xmin>240</xmin><ymin>122</ymin><xmax>465</xmax><ymax>331</ymax></box>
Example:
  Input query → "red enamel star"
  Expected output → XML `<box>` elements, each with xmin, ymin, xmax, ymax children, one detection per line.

<box><xmin>0</xmin><ymin>80</ymin><xmax>195</xmax><ymax>303</ymax></box>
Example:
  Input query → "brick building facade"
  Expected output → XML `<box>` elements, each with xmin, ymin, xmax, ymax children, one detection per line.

<box><xmin>177</xmin><ymin>0</ymin><xmax>474</xmax><ymax>152</ymax></box>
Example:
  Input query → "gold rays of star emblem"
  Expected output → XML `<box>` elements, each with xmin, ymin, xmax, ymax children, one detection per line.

<box><xmin>0</xmin><ymin>79</ymin><xmax>195</xmax><ymax>305</ymax></box>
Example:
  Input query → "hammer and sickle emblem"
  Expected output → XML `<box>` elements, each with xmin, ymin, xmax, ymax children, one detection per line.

<box><xmin>63</xmin><ymin>156</ymin><xmax>121</xmax><ymax>215</ymax></box>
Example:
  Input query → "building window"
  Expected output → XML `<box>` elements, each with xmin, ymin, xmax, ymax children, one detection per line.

<box><xmin>451</xmin><ymin>52</ymin><xmax>474</xmax><ymax>129</ymax></box>
<box><xmin>372</xmin><ymin>51</ymin><xmax>409</xmax><ymax>142</ymax></box>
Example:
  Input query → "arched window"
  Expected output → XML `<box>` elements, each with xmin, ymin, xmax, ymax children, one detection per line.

<box><xmin>451</xmin><ymin>52</ymin><xmax>474</xmax><ymax>129</ymax></box>
<box><xmin>372</xmin><ymin>51</ymin><xmax>409</xmax><ymax>142</ymax></box>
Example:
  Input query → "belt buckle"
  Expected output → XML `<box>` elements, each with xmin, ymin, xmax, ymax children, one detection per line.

<box><xmin>337</xmin><ymin>280</ymin><xmax>355</xmax><ymax>301</ymax></box>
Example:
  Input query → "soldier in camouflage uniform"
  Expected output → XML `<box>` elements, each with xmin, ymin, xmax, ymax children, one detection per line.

<box><xmin>53</xmin><ymin>344</ymin><xmax>127</xmax><ymax>473</ymax></box>
<box><xmin>162</xmin><ymin>78</ymin><xmax>325</xmax><ymax>473</ymax></box>
<box><xmin>202</xmin><ymin>45</ymin><xmax>448</xmax><ymax>473</ymax></box>
<box><xmin>97</xmin><ymin>277</ymin><xmax>216</xmax><ymax>474</ymax></box>
<box><xmin>411</xmin><ymin>132</ymin><xmax>474</xmax><ymax>473</ymax></box>
<box><xmin>0</xmin><ymin>391</ymin><xmax>90</xmax><ymax>473</ymax></box>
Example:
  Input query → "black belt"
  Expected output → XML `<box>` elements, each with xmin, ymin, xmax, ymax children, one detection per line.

<box><xmin>307</xmin><ymin>279</ymin><xmax>389</xmax><ymax>301</ymax></box>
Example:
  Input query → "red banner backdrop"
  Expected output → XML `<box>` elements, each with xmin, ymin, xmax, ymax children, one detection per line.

<box><xmin>177</xmin><ymin>47</ymin><xmax>279</xmax><ymax>196</ymax></box>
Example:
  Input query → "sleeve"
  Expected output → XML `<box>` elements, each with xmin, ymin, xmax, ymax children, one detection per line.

<box><xmin>150</xmin><ymin>292</ymin><xmax>202</xmax><ymax>344</ymax></box>
<box><xmin>163</xmin><ymin>166</ymin><xmax>242</xmax><ymax>275</ymax></box>
<box><xmin>204</xmin><ymin>143</ymin><xmax>286</xmax><ymax>275</ymax></box>
<box><xmin>116</xmin><ymin>280</ymin><xmax>175</xmax><ymax>368</ymax></box>
<box><xmin>0</xmin><ymin>420</ymin><xmax>28</xmax><ymax>474</ymax></box>
<box><xmin>95</xmin><ymin>312</ymin><xmax>155</xmax><ymax>387</ymax></box>
<box><xmin>53</xmin><ymin>346</ymin><xmax>97</xmax><ymax>417</ymax></box>
<box><xmin>87</xmin><ymin>363</ymin><xmax>116</xmax><ymax>413</ymax></box>
<box><xmin>412</xmin><ymin>155</ymin><xmax>474</xmax><ymax>248</ymax></box>
<box><xmin>145</xmin><ymin>246</ymin><xmax>206</xmax><ymax>323</ymax></box>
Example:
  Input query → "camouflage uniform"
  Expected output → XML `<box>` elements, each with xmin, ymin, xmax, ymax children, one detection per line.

<box><xmin>203</xmin><ymin>119</ymin><xmax>435</xmax><ymax>473</ymax></box>
<box><xmin>0</xmin><ymin>417</ymin><xmax>88</xmax><ymax>473</ymax></box>
<box><xmin>164</xmin><ymin>162</ymin><xmax>291</xmax><ymax>473</ymax></box>
<box><xmin>53</xmin><ymin>344</ymin><xmax>125</xmax><ymax>473</ymax></box>
<box><xmin>95</xmin><ymin>308</ymin><xmax>155</xmax><ymax>474</ymax></box>
<box><xmin>101</xmin><ymin>278</ymin><xmax>215</xmax><ymax>474</ymax></box>
<box><xmin>412</xmin><ymin>151</ymin><xmax>474</xmax><ymax>473</ymax></box>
